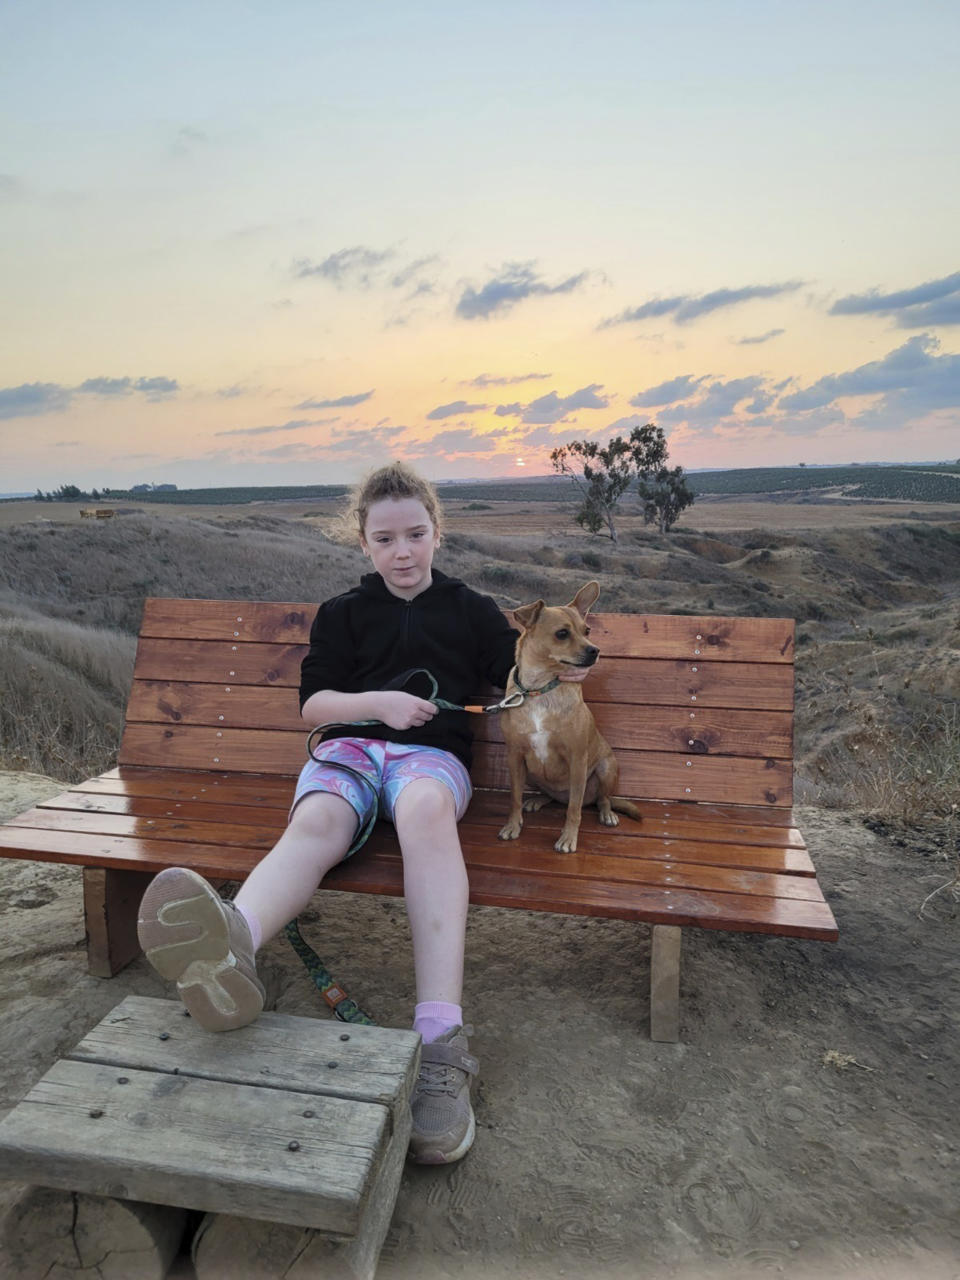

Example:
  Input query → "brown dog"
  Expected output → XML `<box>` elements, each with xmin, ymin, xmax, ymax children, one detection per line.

<box><xmin>497</xmin><ymin>581</ymin><xmax>642</xmax><ymax>853</ymax></box>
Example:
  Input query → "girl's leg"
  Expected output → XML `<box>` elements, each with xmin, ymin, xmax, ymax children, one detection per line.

<box><xmin>235</xmin><ymin>790</ymin><xmax>357</xmax><ymax>946</ymax></box>
<box><xmin>391</xmin><ymin>778</ymin><xmax>468</xmax><ymax>1005</ymax></box>
<box><xmin>392</xmin><ymin>776</ymin><xmax>479</xmax><ymax>1166</ymax></box>
<box><xmin>138</xmin><ymin>790</ymin><xmax>357</xmax><ymax>1031</ymax></box>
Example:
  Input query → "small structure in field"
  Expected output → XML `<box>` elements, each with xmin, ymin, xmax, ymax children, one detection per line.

<box><xmin>79</xmin><ymin>509</ymin><xmax>115</xmax><ymax>519</ymax></box>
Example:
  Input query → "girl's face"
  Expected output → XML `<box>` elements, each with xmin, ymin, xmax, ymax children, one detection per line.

<box><xmin>360</xmin><ymin>497</ymin><xmax>439</xmax><ymax>600</ymax></box>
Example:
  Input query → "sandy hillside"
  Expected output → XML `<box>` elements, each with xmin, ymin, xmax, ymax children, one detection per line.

<box><xmin>1</xmin><ymin>770</ymin><xmax>958</xmax><ymax>1280</ymax></box>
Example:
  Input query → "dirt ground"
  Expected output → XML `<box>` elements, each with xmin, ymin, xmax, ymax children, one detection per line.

<box><xmin>1</xmin><ymin>770</ymin><xmax>958</xmax><ymax>1280</ymax></box>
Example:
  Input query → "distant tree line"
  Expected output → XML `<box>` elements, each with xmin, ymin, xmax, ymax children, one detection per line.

<box><xmin>34</xmin><ymin>482</ymin><xmax>177</xmax><ymax>502</ymax></box>
<box><xmin>551</xmin><ymin>422</ymin><xmax>694</xmax><ymax>542</ymax></box>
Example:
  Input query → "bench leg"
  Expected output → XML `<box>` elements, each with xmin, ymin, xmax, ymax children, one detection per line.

<box><xmin>83</xmin><ymin>867</ymin><xmax>154</xmax><ymax>977</ymax></box>
<box><xmin>650</xmin><ymin>925</ymin><xmax>682</xmax><ymax>1042</ymax></box>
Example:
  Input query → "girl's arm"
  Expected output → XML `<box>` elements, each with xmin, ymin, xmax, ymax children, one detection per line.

<box><xmin>301</xmin><ymin>688</ymin><xmax>438</xmax><ymax>731</ymax></box>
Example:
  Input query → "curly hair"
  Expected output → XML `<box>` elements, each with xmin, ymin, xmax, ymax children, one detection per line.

<box><xmin>339</xmin><ymin>461</ymin><xmax>444</xmax><ymax>542</ymax></box>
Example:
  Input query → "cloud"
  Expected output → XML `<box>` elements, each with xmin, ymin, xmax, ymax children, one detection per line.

<box><xmin>463</xmin><ymin>371</ymin><xmax>553</xmax><ymax>387</ymax></box>
<box><xmin>777</xmin><ymin>334</ymin><xmax>955</xmax><ymax>411</ymax></box>
<box><xmin>215</xmin><ymin>419</ymin><xmax>324</xmax><ymax>438</ymax></box>
<box><xmin>418</xmin><ymin>428</ymin><xmax>504</xmax><ymax>454</ymax></box>
<box><xmin>76</xmin><ymin>375</ymin><xmax>179</xmax><ymax>399</ymax></box>
<box><xmin>455</xmin><ymin>261</ymin><xmax>590</xmax><ymax>320</ymax></box>
<box><xmin>426</xmin><ymin>400</ymin><xmax>487</xmax><ymax>420</ymax></box>
<box><xmin>293</xmin><ymin>246</ymin><xmax>395</xmax><ymax>288</ymax></box>
<box><xmin>320</xmin><ymin>424</ymin><xmax>408</xmax><ymax>454</ymax></box>
<box><xmin>630</xmin><ymin>374</ymin><xmax>707</xmax><ymax>407</ymax></box>
<box><xmin>0</xmin><ymin>383</ymin><xmax>72</xmax><ymax>419</ymax></box>
<box><xmin>132</xmin><ymin>376</ymin><xmax>179</xmax><ymax>399</ymax></box>
<box><xmin>830</xmin><ymin>270</ymin><xmax>960</xmax><ymax>328</ymax></box>
<box><xmin>294</xmin><ymin>391</ymin><xmax>374</xmax><ymax>410</ymax></box>
<box><xmin>737</xmin><ymin>328</ymin><xmax>785</xmax><ymax>345</ymax></box>
<box><xmin>78</xmin><ymin>377</ymin><xmax>135</xmax><ymax>396</ymax></box>
<box><xmin>495</xmin><ymin>383</ymin><xmax>611</xmax><ymax>425</ymax></box>
<box><xmin>0</xmin><ymin>373</ymin><xmax>180</xmax><ymax>420</ymax></box>
<box><xmin>390</xmin><ymin>256</ymin><xmax>442</xmax><ymax>291</ymax></box>
<box><xmin>170</xmin><ymin>126</ymin><xmax>209</xmax><ymax>157</ymax></box>
<box><xmin>601</xmin><ymin>281</ymin><xmax>803</xmax><ymax>328</ymax></box>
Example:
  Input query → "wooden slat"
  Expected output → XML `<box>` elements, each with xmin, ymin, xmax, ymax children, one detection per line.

<box><xmin>472</xmin><ymin>745</ymin><xmax>793</xmax><ymax>807</ymax></box>
<box><xmin>69</xmin><ymin>995</ymin><xmax>418</xmax><ymax>1118</ymax></box>
<box><xmin>82</xmin><ymin>767</ymin><xmax>298</xmax><ymax>805</ymax></box>
<box><xmin>131</xmin><ymin>639</ymin><xmax>796</xmax><ymax>710</ymax></box>
<box><xmin>0</xmin><ymin>824</ymin><xmax>836</xmax><ymax>938</ymax></box>
<box><xmin>83</xmin><ymin>768</ymin><xmax>804</xmax><ymax>828</ymax></box>
<box><xmin>139</xmin><ymin>598</ymin><xmax>795</xmax><ymax>663</ymax></box>
<box><xmin>460</xmin><ymin>790</ymin><xmax>808</xmax><ymax>848</ymax></box>
<box><xmin>43</xmin><ymin>787</ymin><xmax>812</xmax><ymax>860</ymax></box>
<box><xmin>140</xmin><ymin>598</ymin><xmax>315</xmax><ymax>644</ymax></box>
<box><xmin>0</xmin><ymin>1059</ymin><xmax>385</xmax><ymax>1233</ymax></box>
<box><xmin>126</xmin><ymin>679</ymin><xmax>794</xmax><ymax>756</ymax></box>
<box><xmin>133</xmin><ymin>638</ymin><xmax>303</xmax><ymax>686</ymax></box>
<box><xmin>0</xmin><ymin>823</ymin><xmax>836</xmax><ymax>937</ymax></box>
<box><xmin>453</xmin><ymin>832</ymin><xmax>826</xmax><ymax>902</ymax></box>
<box><xmin>118</xmin><ymin>725</ymin><xmax>793</xmax><ymax>806</ymax></box>
<box><xmin>9</xmin><ymin>802</ymin><xmax>815</xmax><ymax>879</ymax></box>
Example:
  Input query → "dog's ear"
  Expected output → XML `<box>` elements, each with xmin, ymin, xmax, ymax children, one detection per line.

<box><xmin>513</xmin><ymin>599</ymin><xmax>545</xmax><ymax>631</ymax></box>
<box><xmin>569</xmin><ymin>581</ymin><xmax>600</xmax><ymax>620</ymax></box>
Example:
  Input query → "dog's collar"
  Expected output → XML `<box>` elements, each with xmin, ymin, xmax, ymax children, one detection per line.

<box><xmin>509</xmin><ymin>666</ymin><xmax>561</xmax><ymax>699</ymax></box>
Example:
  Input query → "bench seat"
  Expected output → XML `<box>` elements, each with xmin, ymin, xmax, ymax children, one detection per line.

<box><xmin>0</xmin><ymin>597</ymin><xmax>838</xmax><ymax>1041</ymax></box>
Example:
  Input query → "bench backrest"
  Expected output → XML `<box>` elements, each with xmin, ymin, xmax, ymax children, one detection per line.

<box><xmin>121</xmin><ymin>598</ymin><xmax>795</xmax><ymax>808</ymax></box>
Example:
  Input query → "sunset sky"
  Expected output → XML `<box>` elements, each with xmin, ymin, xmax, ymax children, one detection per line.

<box><xmin>2</xmin><ymin>0</ymin><xmax>959</xmax><ymax>492</ymax></box>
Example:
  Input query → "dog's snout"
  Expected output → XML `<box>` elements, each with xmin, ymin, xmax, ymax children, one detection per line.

<box><xmin>582</xmin><ymin>646</ymin><xmax>599</xmax><ymax>665</ymax></box>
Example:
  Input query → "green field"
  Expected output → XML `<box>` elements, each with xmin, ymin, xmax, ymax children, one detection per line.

<box><xmin>19</xmin><ymin>464</ymin><xmax>960</xmax><ymax>508</ymax></box>
<box><xmin>687</xmin><ymin>465</ymin><xmax>960</xmax><ymax>502</ymax></box>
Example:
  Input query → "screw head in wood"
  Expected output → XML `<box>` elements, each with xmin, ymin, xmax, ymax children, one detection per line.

<box><xmin>303</xmin><ymin>1110</ymin><xmax>315</xmax><ymax>1118</ymax></box>
<box><xmin>327</xmin><ymin>1061</ymin><xmax>338</xmax><ymax>1069</ymax></box>
<box><xmin>159</xmin><ymin>1032</ymin><xmax>170</xmax><ymax>1040</ymax></box>
<box><xmin>340</xmin><ymin>1033</ymin><xmax>350</xmax><ymax>1041</ymax></box>
<box><xmin>117</xmin><ymin>1077</ymin><xmax>129</xmax><ymax>1084</ymax></box>
<box><xmin>288</xmin><ymin>1140</ymin><xmax>301</xmax><ymax>1151</ymax></box>
<box><xmin>89</xmin><ymin>1109</ymin><xmax>103</xmax><ymax>1118</ymax></box>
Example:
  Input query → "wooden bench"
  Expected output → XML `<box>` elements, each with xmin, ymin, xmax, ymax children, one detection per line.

<box><xmin>0</xmin><ymin>596</ymin><xmax>838</xmax><ymax>1042</ymax></box>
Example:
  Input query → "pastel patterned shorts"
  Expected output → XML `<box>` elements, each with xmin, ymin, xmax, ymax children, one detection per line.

<box><xmin>290</xmin><ymin>737</ymin><xmax>473</xmax><ymax>857</ymax></box>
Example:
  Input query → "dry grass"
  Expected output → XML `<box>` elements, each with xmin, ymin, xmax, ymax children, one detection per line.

<box><xmin>0</xmin><ymin>606</ymin><xmax>136</xmax><ymax>779</ymax></box>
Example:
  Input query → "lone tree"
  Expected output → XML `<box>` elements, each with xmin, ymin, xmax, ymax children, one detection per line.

<box><xmin>638</xmin><ymin>463</ymin><xmax>695</xmax><ymax>533</ymax></box>
<box><xmin>551</xmin><ymin>422</ymin><xmax>694</xmax><ymax>542</ymax></box>
<box><xmin>549</xmin><ymin>435</ymin><xmax>635</xmax><ymax>542</ymax></box>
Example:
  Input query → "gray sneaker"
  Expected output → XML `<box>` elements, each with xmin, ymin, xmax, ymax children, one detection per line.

<box><xmin>408</xmin><ymin>1026</ymin><xmax>479</xmax><ymax>1165</ymax></box>
<box><xmin>137</xmin><ymin>867</ymin><xmax>265</xmax><ymax>1031</ymax></box>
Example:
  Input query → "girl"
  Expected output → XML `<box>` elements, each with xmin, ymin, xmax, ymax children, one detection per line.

<box><xmin>137</xmin><ymin>460</ymin><xmax>589</xmax><ymax>1165</ymax></box>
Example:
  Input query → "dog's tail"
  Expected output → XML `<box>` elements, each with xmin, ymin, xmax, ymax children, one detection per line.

<box><xmin>611</xmin><ymin>796</ymin><xmax>643</xmax><ymax>822</ymax></box>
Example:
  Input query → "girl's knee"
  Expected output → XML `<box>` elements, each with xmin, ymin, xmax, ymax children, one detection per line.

<box><xmin>289</xmin><ymin>791</ymin><xmax>357</xmax><ymax>843</ymax></box>
<box><xmin>394</xmin><ymin>778</ymin><xmax>457</xmax><ymax>829</ymax></box>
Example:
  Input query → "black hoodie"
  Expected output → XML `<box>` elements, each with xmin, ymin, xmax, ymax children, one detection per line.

<box><xmin>299</xmin><ymin>569</ymin><xmax>519</xmax><ymax>768</ymax></box>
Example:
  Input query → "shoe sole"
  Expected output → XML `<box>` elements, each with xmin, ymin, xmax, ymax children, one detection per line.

<box><xmin>137</xmin><ymin>868</ymin><xmax>263</xmax><ymax>1032</ymax></box>
<box><xmin>408</xmin><ymin>1108</ymin><xmax>476</xmax><ymax>1165</ymax></box>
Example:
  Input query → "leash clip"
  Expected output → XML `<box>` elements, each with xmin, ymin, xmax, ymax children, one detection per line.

<box><xmin>488</xmin><ymin>690</ymin><xmax>525</xmax><ymax>712</ymax></box>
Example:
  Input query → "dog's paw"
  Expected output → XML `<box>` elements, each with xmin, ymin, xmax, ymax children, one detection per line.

<box><xmin>554</xmin><ymin>830</ymin><xmax>579</xmax><ymax>854</ymax></box>
<box><xmin>599</xmin><ymin>809</ymin><xmax>619</xmax><ymax>827</ymax></box>
<box><xmin>498</xmin><ymin>820</ymin><xmax>523</xmax><ymax>841</ymax></box>
<box><xmin>522</xmin><ymin>794</ymin><xmax>551</xmax><ymax>813</ymax></box>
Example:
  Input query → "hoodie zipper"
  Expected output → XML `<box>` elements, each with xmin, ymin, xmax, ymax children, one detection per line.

<box><xmin>401</xmin><ymin>599</ymin><xmax>412</xmax><ymax>661</ymax></box>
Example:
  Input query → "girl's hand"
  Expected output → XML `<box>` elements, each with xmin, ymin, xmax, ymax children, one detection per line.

<box><xmin>376</xmin><ymin>691</ymin><xmax>439</xmax><ymax>730</ymax></box>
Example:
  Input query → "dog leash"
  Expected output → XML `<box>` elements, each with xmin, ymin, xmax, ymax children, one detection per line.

<box><xmin>287</xmin><ymin>666</ymin><xmax>561</xmax><ymax>1023</ymax></box>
